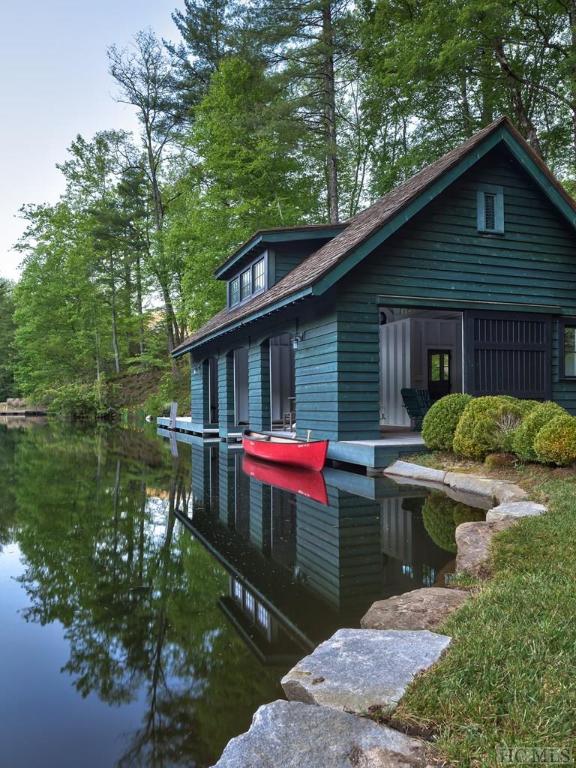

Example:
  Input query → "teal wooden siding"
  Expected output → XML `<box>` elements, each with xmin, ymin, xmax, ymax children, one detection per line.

<box><xmin>295</xmin><ymin>489</ymin><xmax>382</xmax><ymax>609</ymax></box>
<box><xmin>249</xmin><ymin>478</ymin><xmax>271</xmax><ymax>548</ymax></box>
<box><xmin>218</xmin><ymin>353</ymin><xmax>235</xmax><ymax>438</ymax></box>
<box><xmin>294</xmin><ymin>305</ymin><xmax>380</xmax><ymax>441</ymax></box>
<box><xmin>271</xmin><ymin>242</ymin><xmax>321</xmax><ymax>283</ymax></box>
<box><xmin>191</xmin><ymin>357</ymin><xmax>209</xmax><ymax>423</ymax></box>
<box><xmin>248</xmin><ymin>340</ymin><xmax>271</xmax><ymax>431</ymax></box>
<box><xmin>295</xmin><ymin>311</ymin><xmax>340</xmax><ymax>441</ymax></box>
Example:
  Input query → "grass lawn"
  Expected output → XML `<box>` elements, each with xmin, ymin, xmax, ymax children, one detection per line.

<box><xmin>394</xmin><ymin>454</ymin><xmax>576</xmax><ymax>767</ymax></box>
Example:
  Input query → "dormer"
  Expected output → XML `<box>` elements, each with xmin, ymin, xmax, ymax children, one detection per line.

<box><xmin>215</xmin><ymin>224</ymin><xmax>347</xmax><ymax>309</ymax></box>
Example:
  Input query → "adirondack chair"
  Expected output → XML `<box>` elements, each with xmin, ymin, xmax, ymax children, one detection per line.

<box><xmin>401</xmin><ymin>388</ymin><xmax>432</xmax><ymax>431</ymax></box>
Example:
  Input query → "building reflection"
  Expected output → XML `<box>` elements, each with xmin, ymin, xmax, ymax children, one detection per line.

<box><xmin>176</xmin><ymin>439</ymin><xmax>459</xmax><ymax>665</ymax></box>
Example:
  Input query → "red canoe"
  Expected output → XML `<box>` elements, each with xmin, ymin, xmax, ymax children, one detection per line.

<box><xmin>242</xmin><ymin>430</ymin><xmax>329</xmax><ymax>472</ymax></box>
<box><xmin>242</xmin><ymin>456</ymin><xmax>329</xmax><ymax>506</ymax></box>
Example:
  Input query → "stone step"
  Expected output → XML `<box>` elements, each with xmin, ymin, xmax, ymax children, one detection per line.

<box><xmin>212</xmin><ymin>699</ymin><xmax>431</xmax><ymax>768</ymax></box>
<box><xmin>281</xmin><ymin>628</ymin><xmax>451</xmax><ymax>715</ymax></box>
<box><xmin>361</xmin><ymin>587</ymin><xmax>469</xmax><ymax>632</ymax></box>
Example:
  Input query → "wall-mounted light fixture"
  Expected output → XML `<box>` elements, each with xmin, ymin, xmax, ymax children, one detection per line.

<box><xmin>291</xmin><ymin>333</ymin><xmax>304</xmax><ymax>351</ymax></box>
<box><xmin>192</xmin><ymin>363</ymin><xmax>202</xmax><ymax>374</ymax></box>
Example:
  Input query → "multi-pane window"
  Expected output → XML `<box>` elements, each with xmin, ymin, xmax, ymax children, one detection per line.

<box><xmin>477</xmin><ymin>187</ymin><xmax>504</xmax><ymax>233</ymax></box>
<box><xmin>230</xmin><ymin>276</ymin><xmax>240</xmax><ymax>306</ymax></box>
<box><xmin>563</xmin><ymin>323</ymin><xmax>576</xmax><ymax>377</ymax></box>
<box><xmin>240</xmin><ymin>269</ymin><xmax>251</xmax><ymax>301</ymax></box>
<box><xmin>229</xmin><ymin>255</ymin><xmax>267</xmax><ymax>306</ymax></box>
<box><xmin>253</xmin><ymin>258</ymin><xmax>265</xmax><ymax>292</ymax></box>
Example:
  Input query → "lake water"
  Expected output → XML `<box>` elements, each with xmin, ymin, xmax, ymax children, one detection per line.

<box><xmin>0</xmin><ymin>422</ymin><xmax>485</xmax><ymax>767</ymax></box>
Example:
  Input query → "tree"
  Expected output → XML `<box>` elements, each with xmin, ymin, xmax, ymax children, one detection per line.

<box><xmin>169</xmin><ymin>57</ymin><xmax>324</xmax><ymax>328</ymax></box>
<box><xmin>0</xmin><ymin>280</ymin><xmax>17</xmax><ymax>400</ymax></box>
<box><xmin>108</xmin><ymin>30</ymin><xmax>186</xmax><ymax>352</ymax></box>
<box><xmin>247</xmin><ymin>0</ymin><xmax>357</xmax><ymax>222</ymax></box>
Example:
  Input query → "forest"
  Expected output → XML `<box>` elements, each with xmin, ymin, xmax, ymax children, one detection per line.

<box><xmin>2</xmin><ymin>0</ymin><xmax>576</xmax><ymax>415</ymax></box>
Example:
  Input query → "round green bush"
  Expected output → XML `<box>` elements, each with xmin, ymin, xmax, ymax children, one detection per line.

<box><xmin>422</xmin><ymin>492</ymin><xmax>485</xmax><ymax>553</ymax></box>
<box><xmin>452</xmin><ymin>396</ymin><xmax>525</xmax><ymax>459</ymax></box>
<box><xmin>512</xmin><ymin>401</ymin><xmax>568</xmax><ymax>462</ymax></box>
<box><xmin>421</xmin><ymin>393</ymin><xmax>473</xmax><ymax>450</ymax></box>
<box><xmin>533</xmin><ymin>414</ymin><xmax>576</xmax><ymax>466</ymax></box>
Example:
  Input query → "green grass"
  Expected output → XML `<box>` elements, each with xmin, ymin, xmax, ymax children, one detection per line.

<box><xmin>395</xmin><ymin>463</ymin><xmax>576</xmax><ymax>766</ymax></box>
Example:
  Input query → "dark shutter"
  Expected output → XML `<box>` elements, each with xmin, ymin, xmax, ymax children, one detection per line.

<box><xmin>464</xmin><ymin>311</ymin><xmax>551</xmax><ymax>400</ymax></box>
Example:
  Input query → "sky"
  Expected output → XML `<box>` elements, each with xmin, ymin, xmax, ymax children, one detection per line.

<box><xmin>0</xmin><ymin>0</ymin><xmax>182</xmax><ymax>281</ymax></box>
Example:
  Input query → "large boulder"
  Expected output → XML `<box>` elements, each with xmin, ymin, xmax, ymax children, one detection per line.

<box><xmin>281</xmin><ymin>628</ymin><xmax>451</xmax><ymax>715</ymax></box>
<box><xmin>361</xmin><ymin>588</ymin><xmax>469</xmax><ymax>632</ymax></box>
<box><xmin>212</xmin><ymin>700</ymin><xmax>430</xmax><ymax>768</ymax></box>
<box><xmin>455</xmin><ymin>519</ymin><xmax>516</xmax><ymax>576</ymax></box>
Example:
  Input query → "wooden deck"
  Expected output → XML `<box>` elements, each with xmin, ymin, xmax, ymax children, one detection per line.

<box><xmin>156</xmin><ymin>419</ymin><xmax>425</xmax><ymax>470</ymax></box>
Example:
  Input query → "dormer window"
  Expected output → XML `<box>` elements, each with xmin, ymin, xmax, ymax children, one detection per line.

<box><xmin>477</xmin><ymin>186</ymin><xmax>504</xmax><ymax>234</ymax></box>
<box><xmin>228</xmin><ymin>255</ymin><xmax>267</xmax><ymax>307</ymax></box>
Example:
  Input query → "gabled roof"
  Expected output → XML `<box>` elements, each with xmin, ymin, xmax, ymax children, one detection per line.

<box><xmin>173</xmin><ymin>116</ymin><xmax>576</xmax><ymax>356</ymax></box>
<box><xmin>214</xmin><ymin>223</ymin><xmax>348</xmax><ymax>279</ymax></box>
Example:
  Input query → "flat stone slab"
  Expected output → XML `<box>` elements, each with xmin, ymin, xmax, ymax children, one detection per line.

<box><xmin>281</xmin><ymin>628</ymin><xmax>451</xmax><ymax>714</ymax></box>
<box><xmin>486</xmin><ymin>501</ymin><xmax>547</xmax><ymax>523</ymax></box>
<box><xmin>361</xmin><ymin>588</ymin><xmax>469</xmax><ymax>632</ymax></box>
<box><xmin>455</xmin><ymin>519</ymin><xmax>515</xmax><ymax>576</ymax></box>
<box><xmin>444</xmin><ymin>472</ymin><xmax>499</xmax><ymax>498</ymax></box>
<box><xmin>385</xmin><ymin>460</ymin><xmax>446</xmax><ymax>484</ymax></box>
<box><xmin>212</xmin><ymin>700</ymin><xmax>429</xmax><ymax>768</ymax></box>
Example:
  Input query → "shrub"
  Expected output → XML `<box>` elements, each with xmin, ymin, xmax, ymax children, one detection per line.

<box><xmin>422</xmin><ymin>492</ymin><xmax>485</xmax><ymax>553</ymax></box>
<box><xmin>422</xmin><ymin>393</ymin><xmax>473</xmax><ymax>450</ymax></box>
<box><xmin>44</xmin><ymin>381</ymin><xmax>113</xmax><ymax>420</ymax></box>
<box><xmin>452</xmin><ymin>396</ymin><xmax>526</xmax><ymax>459</ymax></box>
<box><xmin>512</xmin><ymin>401</ymin><xmax>568</xmax><ymax>462</ymax></box>
<box><xmin>533</xmin><ymin>414</ymin><xmax>576</xmax><ymax>466</ymax></box>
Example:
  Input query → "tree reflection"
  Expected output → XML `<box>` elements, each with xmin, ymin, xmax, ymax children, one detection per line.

<box><xmin>9</xmin><ymin>424</ymin><xmax>278</xmax><ymax>767</ymax></box>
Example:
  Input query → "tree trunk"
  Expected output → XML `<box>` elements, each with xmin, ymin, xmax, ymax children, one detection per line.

<box><xmin>493</xmin><ymin>39</ymin><xmax>543</xmax><ymax>157</ymax></box>
<box><xmin>110</xmin><ymin>255</ymin><xmax>121</xmax><ymax>374</ymax></box>
<box><xmin>322</xmin><ymin>0</ymin><xmax>339</xmax><ymax>223</ymax></box>
<box><xmin>135</xmin><ymin>252</ymin><xmax>145</xmax><ymax>357</ymax></box>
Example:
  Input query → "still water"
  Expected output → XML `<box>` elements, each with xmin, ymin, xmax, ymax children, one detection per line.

<box><xmin>0</xmin><ymin>421</ymin><xmax>484</xmax><ymax>767</ymax></box>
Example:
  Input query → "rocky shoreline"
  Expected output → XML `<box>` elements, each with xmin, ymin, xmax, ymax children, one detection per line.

<box><xmin>211</xmin><ymin>460</ymin><xmax>548</xmax><ymax>768</ymax></box>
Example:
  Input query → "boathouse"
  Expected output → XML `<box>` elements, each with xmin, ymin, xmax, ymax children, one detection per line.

<box><xmin>170</xmin><ymin>117</ymin><xmax>576</xmax><ymax>462</ymax></box>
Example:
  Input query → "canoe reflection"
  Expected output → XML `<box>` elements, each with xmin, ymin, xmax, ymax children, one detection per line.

<box><xmin>242</xmin><ymin>455</ymin><xmax>329</xmax><ymax>506</ymax></box>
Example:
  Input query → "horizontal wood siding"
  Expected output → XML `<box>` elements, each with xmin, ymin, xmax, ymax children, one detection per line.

<box><xmin>191</xmin><ymin>357</ymin><xmax>209</xmax><ymax>423</ymax></box>
<box><xmin>295</xmin><ymin>489</ymin><xmax>382</xmax><ymax>608</ymax></box>
<box><xmin>340</xmin><ymin>144</ymin><xmax>576</xmax><ymax>415</ymax></box>
<box><xmin>295</xmin><ymin>304</ymin><xmax>381</xmax><ymax>440</ymax></box>
<box><xmin>295</xmin><ymin>312</ymin><xmax>340</xmax><ymax>440</ymax></box>
<box><xmin>272</xmin><ymin>240</ymin><xmax>335</xmax><ymax>283</ymax></box>
<box><xmin>248</xmin><ymin>340</ymin><xmax>271</xmax><ymax>431</ymax></box>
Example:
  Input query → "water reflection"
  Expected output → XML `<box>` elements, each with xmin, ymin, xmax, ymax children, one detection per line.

<box><xmin>179</xmin><ymin>440</ymin><xmax>483</xmax><ymax>667</ymax></box>
<box><xmin>0</xmin><ymin>423</ymin><xmax>484</xmax><ymax>767</ymax></box>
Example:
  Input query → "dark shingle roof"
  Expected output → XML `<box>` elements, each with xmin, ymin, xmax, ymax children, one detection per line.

<box><xmin>173</xmin><ymin>116</ymin><xmax>576</xmax><ymax>355</ymax></box>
